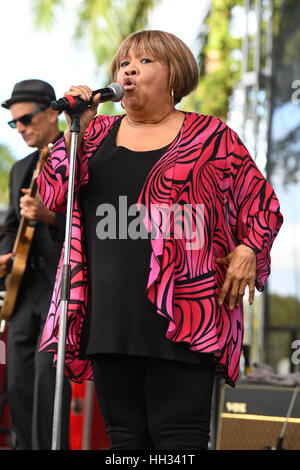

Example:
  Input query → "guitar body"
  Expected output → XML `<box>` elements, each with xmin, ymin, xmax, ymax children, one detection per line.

<box><xmin>0</xmin><ymin>225</ymin><xmax>35</xmax><ymax>321</ymax></box>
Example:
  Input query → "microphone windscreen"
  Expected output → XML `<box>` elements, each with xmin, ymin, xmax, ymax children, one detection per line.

<box><xmin>109</xmin><ymin>83</ymin><xmax>125</xmax><ymax>102</ymax></box>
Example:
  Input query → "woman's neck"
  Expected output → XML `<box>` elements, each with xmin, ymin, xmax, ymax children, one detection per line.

<box><xmin>125</xmin><ymin>106</ymin><xmax>176</xmax><ymax>127</ymax></box>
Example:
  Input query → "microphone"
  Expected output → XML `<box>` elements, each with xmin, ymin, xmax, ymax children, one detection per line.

<box><xmin>51</xmin><ymin>82</ymin><xmax>125</xmax><ymax>112</ymax></box>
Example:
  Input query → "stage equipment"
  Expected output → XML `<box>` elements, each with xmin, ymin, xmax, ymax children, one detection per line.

<box><xmin>69</xmin><ymin>382</ymin><xmax>109</xmax><ymax>450</ymax></box>
<box><xmin>217</xmin><ymin>383</ymin><xmax>300</xmax><ymax>450</ymax></box>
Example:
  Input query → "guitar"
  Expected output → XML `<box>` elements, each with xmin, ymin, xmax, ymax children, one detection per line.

<box><xmin>0</xmin><ymin>144</ymin><xmax>52</xmax><ymax>332</ymax></box>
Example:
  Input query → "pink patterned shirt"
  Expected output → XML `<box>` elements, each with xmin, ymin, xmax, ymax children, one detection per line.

<box><xmin>37</xmin><ymin>112</ymin><xmax>283</xmax><ymax>386</ymax></box>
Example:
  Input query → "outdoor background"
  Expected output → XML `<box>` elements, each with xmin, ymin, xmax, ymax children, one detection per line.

<box><xmin>0</xmin><ymin>0</ymin><xmax>299</xmax><ymax>373</ymax></box>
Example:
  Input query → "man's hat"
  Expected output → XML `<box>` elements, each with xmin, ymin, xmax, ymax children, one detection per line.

<box><xmin>1</xmin><ymin>79</ymin><xmax>56</xmax><ymax>109</ymax></box>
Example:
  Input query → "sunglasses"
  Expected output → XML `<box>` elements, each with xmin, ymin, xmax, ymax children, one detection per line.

<box><xmin>8</xmin><ymin>106</ymin><xmax>48</xmax><ymax>129</ymax></box>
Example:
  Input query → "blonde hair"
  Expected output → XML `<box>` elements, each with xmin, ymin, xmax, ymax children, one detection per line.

<box><xmin>111</xmin><ymin>30</ymin><xmax>199</xmax><ymax>103</ymax></box>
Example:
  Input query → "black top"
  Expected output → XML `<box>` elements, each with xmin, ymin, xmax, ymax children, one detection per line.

<box><xmin>79</xmin><ymin>118</ymin><xmax>210</xmax><ymax>364</ymax></box>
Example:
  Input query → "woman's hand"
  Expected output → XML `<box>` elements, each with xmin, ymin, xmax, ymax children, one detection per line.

<box><xmin>63</xmin><ymin>85</ymin><xmax>102</xmax><ymax>153</ymax></box>
<box><xmin>216</xmin><ymin>244</ymin><xmax>257</xmax><ymax>311</ymax></box>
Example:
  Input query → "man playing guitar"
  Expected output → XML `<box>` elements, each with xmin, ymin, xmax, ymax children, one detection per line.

<box><xmin>0</xmin><ymin>80</ymin><xmax>71</xmax><ymax>450</ymax></box>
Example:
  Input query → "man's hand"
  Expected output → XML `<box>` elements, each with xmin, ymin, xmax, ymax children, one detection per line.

<box><xmin>216</xmin><ymin>244</ymin><xmax>257</xmax><ymax>311</ymax></box>
<box><xmin>0</xmin><ymin>253</ymin><xmax>13</xmax><ymax>278</ymax></box>
<box><xmin>20</xmin><ymin>188</ymin><xmax>56</xmax><ymax>226</ymax></box>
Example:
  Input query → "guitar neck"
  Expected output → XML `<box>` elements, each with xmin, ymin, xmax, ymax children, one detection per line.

<box><xmin>28</xmin><ymin>173</ymin><xmax>38</xmax><ymax>198</ymax></box>
<box><xmin>13</xmin><ymin>216</ymin><xmax>28</xmax><ymax>253</ymax></box>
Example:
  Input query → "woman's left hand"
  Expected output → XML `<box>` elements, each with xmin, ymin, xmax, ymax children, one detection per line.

<box><xmin>216</xmin><ymin>244</ymin><xmax>257</xmax><ymax>311</ymax></box>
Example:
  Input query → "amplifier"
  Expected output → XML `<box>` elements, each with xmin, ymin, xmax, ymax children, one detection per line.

<box><xmin>216</xmin><ymin>383</ymin><xmax>300</xmax><ymax>450</ymax></box>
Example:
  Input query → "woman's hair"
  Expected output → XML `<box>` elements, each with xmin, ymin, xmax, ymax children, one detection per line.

<box><xmin>111</xmin><ymin>30</ymin><xmax>199</xmax><ymax>103</ymax></box>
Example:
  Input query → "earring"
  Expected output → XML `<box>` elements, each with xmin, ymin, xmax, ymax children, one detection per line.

<box><xmin>171</xmin><ymin>89</ymin><xmax>175</xmax><ymax>103</ymax></box>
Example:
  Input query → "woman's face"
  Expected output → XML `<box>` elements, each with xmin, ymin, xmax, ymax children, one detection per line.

<box><xmin>116</xmin><ymin>45</ymin><xmax>170</xmax><ymax>112</ymax></box>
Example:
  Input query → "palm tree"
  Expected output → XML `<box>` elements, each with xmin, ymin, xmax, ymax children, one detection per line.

<box><xmin>33</xmin><ymin>3</ymin><xmax>160</xmax><ymax>74</ymax></box>
<box><xmin>183</xmin><ymin>0</ymin><xmax>244</xmax><ymax>121</ymax></box>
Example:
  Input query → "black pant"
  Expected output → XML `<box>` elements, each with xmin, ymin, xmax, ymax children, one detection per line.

<box><xmin>6</xmin><ymin>268</ymin><xmax>71</xmax><ymax>450</ymax></box>
<box><xmin>91</xmin><ymin>354</ymin><xmax>215</xmax><ymax>450</ymax></box>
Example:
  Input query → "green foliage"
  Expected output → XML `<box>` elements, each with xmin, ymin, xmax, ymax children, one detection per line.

<box><xmin>74</xmin><ymin>0</ymin><xmax>161</xmax><ymax>114</ymax></box>
<box><xmin>74</xmin><ymin>0</ymin><xmax>161</xmax><ymax>76</ymax></box>
<box><xmin>32</xmin><ymin>0</ymin><xmax>63</xmax><ymax>31</ymax></box>
<box><xmin>58</xmin><ymin>116</ymin><xmax>67</xmax><ymax>132</ymax></box>
<box><xmin>0</xmin><ymin>145</ymin><xmax>15</xmax><ymax>205</ymax></box>
<box><xmin>31</xmin><ymin>0</ymin><xmax>161</xmax><ymax>115</ymax></box>
<box><xmin>182</xmin><ymin>0</ymin><xmax>243</xmax><ymax>120</ymax></box>
<box><xmin>32</xmin><ymin>0</ymin><xmax>161</xmax><ymax>79</ymax></box>
<box><xmin>30</xmin><ymin>0</ymin><xmax>244</xmax><ymax>120</ymax></box>
<box><xmin>269</xmin><ymin>294</ymin><xmax>300</xmax><ymax>328</ymax></box>
<box><xmin>267</xmin><ymin>294</ymin><xmax>300</xmax><ymax>370</ymax></box>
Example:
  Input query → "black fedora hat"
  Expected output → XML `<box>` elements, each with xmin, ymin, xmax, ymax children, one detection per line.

<box><xmin>1</xmin><ymin>79</ymin><xmax>56</xmax><ymax>109</ymax></box>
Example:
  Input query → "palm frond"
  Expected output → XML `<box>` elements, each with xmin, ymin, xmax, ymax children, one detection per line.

<box><xmin>31</xmin><ymin>0</ymin><xmax>63</xmax><ymax>31</ymax></box>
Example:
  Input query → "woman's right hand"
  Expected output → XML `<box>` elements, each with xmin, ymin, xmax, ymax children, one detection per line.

<box><xmin>63</xmin><ymin>85</ymin><xmax>102</xmax><ymax>150</ymax></box>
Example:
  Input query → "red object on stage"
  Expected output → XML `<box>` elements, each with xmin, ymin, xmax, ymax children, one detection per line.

<box><xmin>1</xmin><ymin>327</ymin><xmax>109</xmax><ymax>450</ymax></box>
<box><xmin>69</xmin><ymin>381</ymin><xmax>110</xmax><ymax>450</ymax></box>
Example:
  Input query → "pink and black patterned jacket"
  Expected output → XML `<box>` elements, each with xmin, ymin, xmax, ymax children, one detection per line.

<box><xmin>37</xmin><ymin>112</ymin><xmax>283</xmax><ymax>386</ymax></box>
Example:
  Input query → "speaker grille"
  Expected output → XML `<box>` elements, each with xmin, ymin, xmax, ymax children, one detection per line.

<box><xmin>217</xmin><ymin>384</ymin><xmax>300</xmax><ymax>450</ymax></box>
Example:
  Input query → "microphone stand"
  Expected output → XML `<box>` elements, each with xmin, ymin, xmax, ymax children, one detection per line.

<box><xmin>51</xmin><ymin>105</ymin><xmax>84</xmax><ymax>450</ymax></box>
<box><xmin>263</xmin><ymin>376</ymin><xmax>300</xmax><ymax>450</ymax></box>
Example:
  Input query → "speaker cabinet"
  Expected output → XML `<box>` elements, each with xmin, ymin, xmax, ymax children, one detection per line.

<box><xmin>217</xmin><ymin>383</ymin><xmax>300</xmax><ymax>450</ymax></box>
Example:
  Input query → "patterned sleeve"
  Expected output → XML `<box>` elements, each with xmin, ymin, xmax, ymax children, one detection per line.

<box><xmin>37</xmin><ymin>136</ymin><xmax>71</xmax><ymax>213</ymax></box>
<box><xmin>226</xmin><ymin>128</ymin><xmax>283</xmax><ymax>291</ymax></box>
<box><xmin>37</xmin><ymin>127</ymin><xmax>94</xmax><ymax>213</ymax></box>
<box><xmin>37</xmin><ymin>115</ymin><xmax>119</xmax><ymax>213</ymax></box>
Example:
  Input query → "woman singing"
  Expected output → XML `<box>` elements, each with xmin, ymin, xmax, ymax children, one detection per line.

<box><xmin>38</xmin><ymin>30</ymin><xmax>283</xmax><ymax>450</ymax></box>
